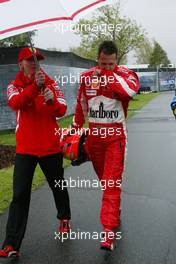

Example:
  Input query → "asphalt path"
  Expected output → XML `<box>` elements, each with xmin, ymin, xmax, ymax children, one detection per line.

<box><xmin>1</xmin><ymin>91</ymin><xmax>176</xmax><ymax>264</ymax></box>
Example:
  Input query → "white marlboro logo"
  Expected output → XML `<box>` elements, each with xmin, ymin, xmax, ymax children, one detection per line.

<box><xmin>89</xmin><ymin>102</ymin><xmax>119</xmax><ymax>119</ymax></box>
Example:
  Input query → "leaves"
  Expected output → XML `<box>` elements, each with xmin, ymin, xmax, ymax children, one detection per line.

<box><xmin>71</xmin><ymin>2</ymin><xmax>145</xmax><ymax>64</ymax></box>
<box><xmin>0</xmin><ymin>31</ymin><xmax>36</xmax><ymax>47</ymax></box>
<box><xmin>149</xmin><ymin>41</ymin><xmax>171</xmax><ymax>67</ymax></box>
<box><xmin>135</xmin><ymin>37</ymin><xmax>153</xmax><ymax>64</ymax></box>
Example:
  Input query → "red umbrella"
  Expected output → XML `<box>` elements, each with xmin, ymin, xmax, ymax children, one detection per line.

<box><xmin>0</xmin><ymin>0</ymin><xmax>114</xmax><ymax>40</ymax></box>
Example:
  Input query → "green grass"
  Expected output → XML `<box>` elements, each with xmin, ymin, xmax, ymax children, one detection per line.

<box><xmin>127</xmin><ymin>92</ymin><xmax>159</xmax><ymax>119</ymax></box>
<box><xmin>0</xmin><ymin>116</ymin><xmax>73</xmax><ymax>215</ymax></box>
<box><xmin>0</xmin><ymin>130</ymin><xmax>16</xmax><ymax>146</ymax></box>
<box><xmin>0</xmin><ymin>165</ymin><xmax>43</xmax><ymax>214</ymax></box>
<box><xmin>0</xmin><ymin>92</ymin><xmax>160</xmax><ymax>214</ymax></box>
<box><xmin>0</xmin><ymin>115</ymin><xmax>74</xmax><ymax>146</ymax></box>
<box><xmin>0</xmin><ymin>159</ymin><xmax>71</xmax><ymax>215</ymax></box>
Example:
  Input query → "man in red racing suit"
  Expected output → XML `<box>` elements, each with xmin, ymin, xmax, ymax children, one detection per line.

<box><xmin>73</xmin><ymin>41</ymin><xmax>139</xmax><ymax>251</ymax></box>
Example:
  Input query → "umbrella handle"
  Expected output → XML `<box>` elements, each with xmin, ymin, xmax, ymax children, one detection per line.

<box><xmin>27</xmin><ymin>32</ymin><xmax>40</xmax><ymax>72</ymax></box>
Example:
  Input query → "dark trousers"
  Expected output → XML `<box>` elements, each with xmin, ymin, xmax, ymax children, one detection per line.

<box><xmin>2</xmin><ymin>153</ymin><xmax>71</xmax><ymax>250</ymax></box>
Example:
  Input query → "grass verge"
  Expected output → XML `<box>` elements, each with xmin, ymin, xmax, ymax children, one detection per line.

<box><xmin>127</xmin><ymin>92</ymin><xmax>159</xmax><ymax>119</ymax></box>
<box><xmin>0</xmin><ymin>92</ymin><xmax>160</xmax><ymax>214</ymax></box>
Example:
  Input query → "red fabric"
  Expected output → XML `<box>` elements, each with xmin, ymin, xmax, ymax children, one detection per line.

<box><xmin>18</xmin><ymin>47</ymin><xmax>44</xmax><ymax>62</ymax></box>
<box><xmin>7</xmin><ymin>70</ymin><xmax>67</xmax><ymax>157</ymax></box>
<box><xmin>74</xmin><ymin>65</ymin><xmax>139</xmax><ymax>228</ymax></box>
<box><xmin>74</xmin><ymin>65</ymin><xmax>139</xmax><ymax>128</ymax></box>
<box><xmin>88</xmin><ymin>132</ymin><xmax>126</xmax><ymax>228</ymax></box>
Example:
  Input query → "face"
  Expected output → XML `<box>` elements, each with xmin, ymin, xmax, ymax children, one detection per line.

<box><xmin>98</xmin><ymin>52</ymin><xmax>117</xmax><ymax>71</ymax></box>
<box><xmin>19</xmin><ymin>58</ymin><xmax>38</xmax><ymax>78</ymax></box>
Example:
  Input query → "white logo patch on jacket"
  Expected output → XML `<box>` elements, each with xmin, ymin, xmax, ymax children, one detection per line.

<box><xmin>88</xmin><ymin>95</ymin><xmax>125</xmax><ymax>124</ymax></box>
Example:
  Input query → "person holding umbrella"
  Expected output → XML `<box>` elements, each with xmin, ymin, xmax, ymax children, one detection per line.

<box><xmin>73</xmin><ymin>41</ymin><xmax>139</xmax><ymax>251</ymax></box>
<box><xmin>0</xmin><ymin>47</ymin><xmax>71</xmax><ymax>258</ymax></box>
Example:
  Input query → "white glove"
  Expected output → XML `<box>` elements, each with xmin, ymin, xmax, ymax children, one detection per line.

<box><xmin>43</xmin><ymin>88</ymin><xmax>54</xmax><ymax>103</ymax></box>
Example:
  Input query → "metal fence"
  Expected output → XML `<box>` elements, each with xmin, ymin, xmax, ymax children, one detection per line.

<box><xmin>134</xmin><ymin>68</ymin><xmax>176</xmax><ymax>92</ymax></box>
<box><xmin>0</xmin><ymin>64</ymin><xmax>86</xmax><ymax>130</ymax></box>
<box><xmin>0</xmin><ymin>65</ymin><xmax>176</xmax><ymax>131</ymax></box>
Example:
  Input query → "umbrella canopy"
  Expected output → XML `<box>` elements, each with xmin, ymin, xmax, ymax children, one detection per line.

<box><xmin>0</xmin><ymin>0</ymin><xmax>114</xmax><ymax>40</ymax></box>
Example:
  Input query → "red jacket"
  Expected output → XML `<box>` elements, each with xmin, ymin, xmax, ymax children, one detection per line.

<box><xmin>7</xmin><ymin>70</ymin><xmax>66</xmax><ymax>157</ymax></box>
<box><xmin>74</xmin><ymin>65</ymin><xmax>139</xmax><ymax>134</ymax></box>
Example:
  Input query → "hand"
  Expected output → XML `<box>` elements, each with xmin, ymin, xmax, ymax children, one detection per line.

<box><xmin>35</xmin><ymin>71</ymin><xmax>45</xmax><ymax>87</ymax></box>
<box><xmin>70</xmin><ymin>122</ymin><xmax>78</xmax><ymax>132</ymax></box>
<box><xmin>92</xmin><ymin>69</ymin><xmax>101</xmax><ymax>77</ymax></box>
<box><xmin>43</xmin><ymin>88</ymin><xmax>54</xmax><ymax>103</ymax></box>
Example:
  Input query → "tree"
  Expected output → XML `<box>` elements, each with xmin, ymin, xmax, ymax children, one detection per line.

<box><xmin>149</xmin><ymin>41</ymin><xmax>171</xmax><ymax>67</ymax></box>
<box><xmin>135</xmin><ymin>37</ymin><xmax>153</xmax><ymax>64</ymax></box>
<box><xmin>0</xmin><ymin>31</ymin><xmax>36</xmax><ymax>47</ymax></box>
<box><xmin>71</xmin><ymin>2</ymin><xmax>145</xmax><ymax>64</ymax></box>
